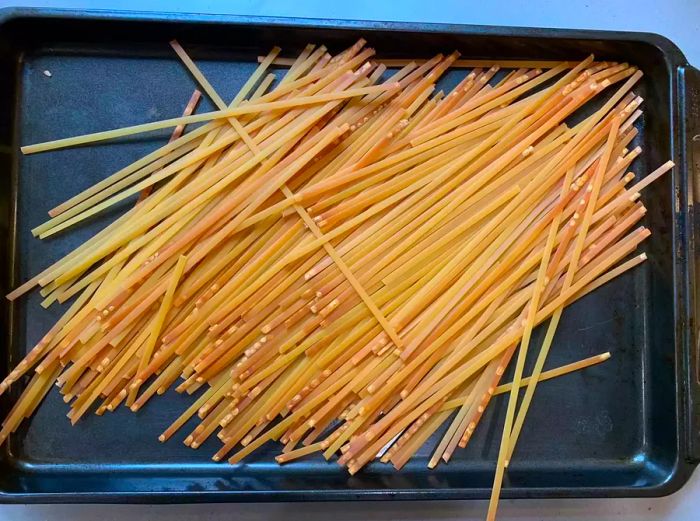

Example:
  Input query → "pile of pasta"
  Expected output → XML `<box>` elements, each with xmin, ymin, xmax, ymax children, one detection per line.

<box><xmin>0</xmin><ymin>39</ymin><xmax>673</xmax><ymax>519</ymax></box>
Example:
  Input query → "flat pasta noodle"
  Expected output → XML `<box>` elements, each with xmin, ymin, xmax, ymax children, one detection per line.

<box><xmin>1</xmin><ymin>39</ymin><xmax>675</xmax><ymax>521</ymax></box>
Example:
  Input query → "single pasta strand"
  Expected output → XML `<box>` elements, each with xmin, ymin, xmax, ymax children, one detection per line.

<box><xmin>262</xmin><ymin>56</ymin><xmax>573</xmax><ymax>69</ymax></box>
<box><xmin>138</xmin><ymin>89</ymin><xmax>203</xmax><ymax>203</ymax></box>
<box><xmin>21</xmin><ymin>84</ymin><xmax>397</xmax><ymax>154</ymax></box>
<box><xmin>440</xmin><ymin>352</ymin><xmax>612</xmax><ymax>411</ymax></box>
<box><xmin>127</xmin><ymin>255</ymin><xmax>188</xmax><ymax>404</ymax></box>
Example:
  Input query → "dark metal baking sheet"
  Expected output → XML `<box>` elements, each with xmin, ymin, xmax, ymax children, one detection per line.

<box><xmin>0</xmin><ymin>7</ymin><xmax>698</xmax><ymax>503</ymax></box>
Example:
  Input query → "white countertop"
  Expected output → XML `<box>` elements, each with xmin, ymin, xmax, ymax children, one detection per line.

<box><xmin>1</xmin><ymin>1</ymin><xmax>699</xmax><ymax>519</ymax></box>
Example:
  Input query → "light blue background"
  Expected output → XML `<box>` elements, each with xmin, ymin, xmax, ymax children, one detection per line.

<box><xmin>1</xmin><ymin>1</ymin><xmax>699</xmax><ymax>520</ymax></box>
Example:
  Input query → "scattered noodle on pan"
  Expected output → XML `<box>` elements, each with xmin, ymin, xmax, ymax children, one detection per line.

<box><xmin>1</xmin><ymin>39</ymin><xmax>674</xmax><ymax>520</ymax></box>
